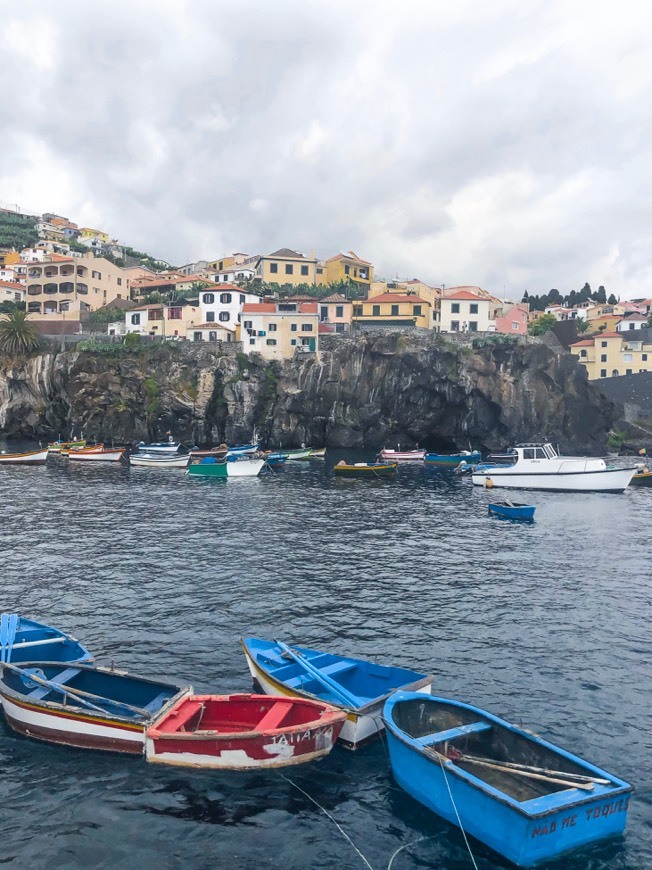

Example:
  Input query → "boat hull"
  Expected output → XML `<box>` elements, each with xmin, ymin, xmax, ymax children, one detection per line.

<box><xmin>379</xmin><ymin>449</ymin><xmax>426</xmax><ymax>461</ymax></box>
<box><xmin>129</xmin><ymin>455</ymin><xmax>189</xmax><ymax>468</ymax></box>
<box><xmin>0</xmin><ymin>449</ymin><xmax>48</xmax><ymax>465</ymax></box>
<box><xmin>630</xmin><ymin>470</ymin><xmax>652</xmax><ymax>487</ymax></box>
<box><xmin>472</xmin><ymin>467</ymin><xmax>635</xmax><ymax>492</ymax></box>
<box><xmin>188</xmin><ymin>461</ymin><xmax>228</xmax><ymax>478</ymax></box>
<box><xmin>145</xmin><ymin>694</ymin><xmax>345</xmax><ymax>769</ymax></box>
<box><xmin>425</xmin><ymin>451</ymin><xmax>481</xmax><ymax>466</ymax></box>
<box><xmin>136</xmin><ymin>442</ymin><xmax>180</xmax><ymax>454</ymax></box>
<box><xmin>333</xmin><ymin>463</ymin><xmax>397</xmax><ymax>478</ymax></box>
<box><xmin>286</xmin><ymin>449</ymin><xmax>313</xmax><ymax>460</ymax></box>
<box><xmin>68</xmin><ymin>450</ymin><xmax>125</xmax><ymax>462</ymax></box>
<box><xmin>384</xmin><ymin>693</ymin><xmax>632</xmax><ymax>868</ymax></box>
<box><xmin>242</xmin><ymin>643</ymin><xmax>432</xmax><ymax>749</ymax></box>
<box><xmin>488</xmin><ymin>503</ymin><xmax>536</xmax><ymax>520</ymax></box>
<box><xmin>227</xmin><ymin>459</ymin><xmax>265</xmax><ymax>477</ymax></box>
<box><xmin>2</xmin><ymin>615</ymin><xmax>93</xmax><ymax>666</ymax></box>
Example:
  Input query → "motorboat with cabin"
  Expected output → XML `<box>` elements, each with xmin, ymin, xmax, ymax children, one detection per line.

<box><xmin>471</xmin><ymin>443</ymin><xmax>636</xmax><ymax>492</ymax></box>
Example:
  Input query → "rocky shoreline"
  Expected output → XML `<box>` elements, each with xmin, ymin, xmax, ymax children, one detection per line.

<box><xmin>0</xmin><ymin>333</ymin><xmax>618</xmax><ymax>453</ymax></box>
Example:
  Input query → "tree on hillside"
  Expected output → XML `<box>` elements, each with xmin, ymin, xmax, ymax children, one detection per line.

<box><xmin>0</xmin><ymin>310</ymin><xmax>40</xmax><ymax>354</ymax></box>
<box><xmin>595</xmin><ymin>285</ymin><xmax>607</xmax><ymax>304</ymax></box>
<box><xmin>575</xmin><ymin>317</ymin><xmax>590</xmax><ymax>333</ymax></box>
<box><xmin>527</xmin><ymin>314</ymin><xmax>557</xmax><ymax>336</ymax></box>
<box><xmin>607</xmin><ymin>293</ymin><xmax>618</xmax><ymax>305</ymax></box>
<box><xmin>86</xmin><ymin>308</ymin><xmax>126</xmax><ymax>333</ymax></box>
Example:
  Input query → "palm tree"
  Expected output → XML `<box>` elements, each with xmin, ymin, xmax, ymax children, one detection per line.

<box><xmin>0</xmin><ymin>310</ymin><xmax>40</xmax><ymax>355</ymax></box>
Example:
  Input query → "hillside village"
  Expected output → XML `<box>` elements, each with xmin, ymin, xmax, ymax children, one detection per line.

<box><xmin>1</xmin><ymin>206</ymin><xmax>651</xmax><ymax>379</ymax></box>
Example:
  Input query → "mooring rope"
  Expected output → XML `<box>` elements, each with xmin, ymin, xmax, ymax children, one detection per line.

<box><xmin>278</xmin><ymin>772</ymin><xmax>375</xmax><ymax>870</ymax></box>
<box><xmin>436</xmin><ymin>754</ymin><xmax>479</xmax><ymax>869</ymax></box>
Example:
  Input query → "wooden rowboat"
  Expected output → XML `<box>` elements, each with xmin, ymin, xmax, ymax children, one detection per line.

<box><xmin>47</xmin><ymin>439</ymin><xmax>86</xmax><ymax>453</ymax></box>
<box><xmin>384</xmin><ymin>692</ymin><xmax>632</xmax><ymax>868</ymax></box>
<box><xmin>188</xmin><ymin>458</ymin><xmax>228</xmax><ymax>478</ymax></box>
<box><xmin>68</xmin><ymin>448</ymin><xmax>125</xmax><ymax>462</ymax></box>
<box><xmin>333</xmin><ymin>461</ymin><xmax>397</xmax><ymax>478</ymax></box>
<box><xmin>630</xmin><ymin>468</ymin><xmax>652</xmax><ymax>487</ymax></box>
<box><xmin>145</xmin><ymin>693</ymin><xmax>346</xmax><ymax>769</ymax></box>
<box><xmin>0</xmin><ymin>661</ymin><xmax>191</xmax><ymax>754</ymax></box>
<box><xmin>379</xmin><ymin>448</ymin><xmax>426</xmax><ymax>461</ymax></box>
<box><xmin>61</xmin><ymin>444</ymin><xmax>104</xmax><ymax>456</ymax></box>
<box><xmin>241</xmin><ymin>637</ymin><xmax>432</xmax><ymax>749</ymax></box>
<box><xmin>129</xmin><ymin>453</ymin><xmax>189</xmax><ymax>468</ymax></box>
<box><xmin>425</xmin><ymin>450</ymin><xmax>481</xmax><ymax>466</ymax></box>
<box><xmin>0</xmin><ymin>448</ymin><xmax>48</xmax><ymax>465</ymax></box>
<box><xmin>488</xmin><ymin>501</ymin><xmax>536</xmax><ymax>521</ymax></box>
<box><xmin>1</xmin><ymin>613</ymin><xmax>93</xmax><ymax>666</ymax></box>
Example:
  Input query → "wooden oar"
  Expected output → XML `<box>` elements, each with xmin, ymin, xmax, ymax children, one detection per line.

<box><xmin>5</xmin><ymin>614</ymin><xmax>18</xmax><ymax>664</ymax></box>
<box><xmin>274</xmin><ymin>640</ymin><xmax>360</xmax><ymax>709</ymax></box>
<box><xmin>6</xmin><ymin>636</ymin><xmax>67</xmax><ymax>651</ymax></box>
<box><xmin>0</xmin><ymin>613</ymin><xmax>18</xmax><ymax>664</ymax></box>
<box><xmin>461</xmin><ymin>755</ymin><xmax>610</xmax><ymax>785</ymax></box>
<box><xmin>454</xmin><ymin>756</ymin><xmax>594</xmax><ymax>791</ymax></box>
<box><xmin>1</xmin><ymin>662</ymin><xmax>150</xmax><ymax>718</ymax></box>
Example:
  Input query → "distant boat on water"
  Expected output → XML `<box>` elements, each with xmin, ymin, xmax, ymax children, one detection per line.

<box><xmin>0</xmin><ymin>448</ymin><xmax>48</xmax><ymax>465</ymax></box>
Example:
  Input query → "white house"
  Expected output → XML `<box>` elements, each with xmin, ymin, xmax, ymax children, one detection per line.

<box><xmin>187</xmin><ymin>323</ymin><xmax>236</xmax><ymax>342</ymax></box>
<box><xmin>0</xmin><ymin>280</ymin><xmax>25</xmax><ymax>304</ymax></box>
<box><xmin>198</xmin><ymin>284</ymin><xmax>263</xmax><ymax>330</ymax></box>
<box><xmin>440</xmin><ymin>290</ymin><xmax>492</xmax><ymax>333</ymax></box>
<box><xmin>209</xmin><ymin>266</ymin><xmax>257</xmax><ymax>284</ymax></box>
<box><xmin>616</xmin><ymin>314</ymin><xmax>648</xmax><ymax>332</ymax></box>
<box><xmin>20</xmin><ymin>248</ymin><xmax>47</xmax><ymax>263</ymax></box>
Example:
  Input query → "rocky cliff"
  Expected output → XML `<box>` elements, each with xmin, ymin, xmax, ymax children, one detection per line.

<box><xmin>0</xmin><ymin>334</ymin><xmax>617</xmax><ymax>452</ymax></box>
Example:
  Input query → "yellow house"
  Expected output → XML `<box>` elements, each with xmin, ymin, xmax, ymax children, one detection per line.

<box><xmin>352</xmin><ymin>293</ymin><xmax>433</xmax><ymax>330</ymax></box>
<box><xmin>79</xmin><ymin>227</ymin><xmax>110</xmax><ymax>243</ymax></box>
<box><xmin>321</xmin><ymin>251</ymin><xmax>373</xmax><ymax>289</ymax></box>
<box><xmin>570</xmin><ymin>332</ymin><xmax>652</xmax><ymax>379</ymax></box>
<box><xmin>207</xmin><ymin>255</ymin><xmax>236</xmax><ymax>272</ymax></box>
<box><xmin>125</xmin><ymin>301</ymin><xmax>200</xmax><ymax>338</ymax></box>
<box><xmin>0</xmin><ymin>251</ymin><xmax>20</xmax><ymax>268</ymax></box>
<box><xmin>241</xmin><ymin>300</ymin><xmax>319</xmax><ymax>359</ymax></box>
<box><xmin>255</xmin><ymin>248</ymin><xmax>318</xmax><ymax>286</ymax></box>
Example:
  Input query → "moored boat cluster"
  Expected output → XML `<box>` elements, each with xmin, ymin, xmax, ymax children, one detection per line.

<box><xmin>0</xmin><ymin>612</ymin><xmax>634</xmax><ymax>867</ymax></box>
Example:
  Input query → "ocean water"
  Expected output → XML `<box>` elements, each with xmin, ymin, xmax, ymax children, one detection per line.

<box><xmin>0</xmin><ymin>449</ymin><xmax>650</xmax><ymax>869</ymax></box>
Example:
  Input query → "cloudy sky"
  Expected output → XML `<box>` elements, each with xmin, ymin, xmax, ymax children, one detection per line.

<box><xmin>2</xmin><ymin>0</ymin><xmax>651</xmax><ymax>299</ymax></box>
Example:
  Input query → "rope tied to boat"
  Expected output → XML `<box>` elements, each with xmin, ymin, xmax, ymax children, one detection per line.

<box><xmin>435</xmin><ymin>753</ymin><xmax>479</xmax><ymax>869</ymax></box>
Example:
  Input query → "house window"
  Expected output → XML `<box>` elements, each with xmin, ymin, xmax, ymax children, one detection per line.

<box><xmin>372</xmin><ymin>305</ymin><xmax>380</xmax><ymax>316</ymax></box>
<box><xmin>301</xmin><ymin>337</ymin><xmax>311</xmax><ymax>346</ymax></box>
<box><xmin>168</xmin><ymin>307</ymin><xmax>182</xmax><ymax>320</ymax></box>
<box><xmin>301</xmin><ymin>324</ymin><xmax>313</xmax><ymax>332</ymax></box>
<box><xmin>580</xmin><ymin>350</ymin><xmax>587</xmax><ymax>358</ymax></box>
<box><xmin>335</xmin><ymin>305</ymin><xmax>343</xmax><ymax>318</ymax></box>
<box><xmin>92</xmin><ymin>270</ymin><xmax>101</xmax><ymax>279</ymax></box>
<box><xmin>629</xmin><ymin>323</ymin><xmax>635</xmax><ymax>330</ymax></box>
<box><xmin>194</xmin><ymin>332</ymin><xmax>203</xmax><ymax>341</ymax></box>
<box><xmin>266</xmin><ymin>339</ymin><xmax>277</xmax><ymax>346</ymax></box>
<box><xmin>320</xmin><ymin>306</ymin><xmax>328</xmax><ymax>321</ymax></box>
<box><xmin>468</xmin><ymin>321</ymin><xmax>478</xmax><ymax>332</ymax></box>
<box><xmin>612</xmin><ymin>369</ymin><xmax>619</xmax><ymax>376</ymax></box>
<box><xmin>240</xmin><ymin>294</ymin><xmax>245</xmax><ymax>303</ymax></box>
<box><xmin>249</xmin><ymin>338</ymin><xmax>255</xmax><ymax>345</ymax></box>
<box><xmin>344</xmin><ymin>265</ymin><xmax>350</xmax><ymax>275</ymax></box>
<box><xmin>512</xmin><ymin>322</ymin><xmax>519</xmax><ymax>329</ymax></box>
<box><xmin>600</xmin><ymin>354</ymin><xmax>607</xmax><ymax>362</ymax></box>
<box><xmin>291</xmin><ymin>323</ymin><xmax>298</xmax><ymax>332</ymax></box>
<box><xmin>270</xmin><ymin>263</ymin><xmax>278</xmax><ymax>274</ymax></box>
<box><xmin>353</xmin><ymin>305</ymin><xmax>363</xmax><ymax>317</ymax></box>
<box><xmin>601</xmin><ymin>341</ymin><xmax>607</xmax><ymax>347</ymax></box>
<box><xmin>391</xmin><ymin>304</ymin><xmax>399</xmax><ymax>316</ymax></box>
<box><xmin>117</xmin><ymin>278</ymin><xmax>122</xmax><ymax>286</ymax></box>
<box><xmin>206</xmin><ymin>311</ymin><xmax>215</xmax><ymax>322</ymax></box>
<box><xmin>451</xmin><ymin>303</ymin><xmax>460</xmax><ymax>313</ymax></box>
<box><xmin>413</xmin><ymin>305</ymin><xmax>422</xmax><ymax>316</ymax></box>
<box><xmin>301</xmin><ymin>265</ymin><xmax>309</xmax><ymax>276</ymax></box>
<box><xmin>291</xmin><ymin>339</ymin><xmax>297</xmax><ymax>346</ymax></box>
<box><xmin>219</xmin><ymin>311</ymin><xmax>230</xmax><ymax>322</ymax></box>
<box><xmin>203</xmin><ymin>293</ymin><xmax>214</xmax><ymax>304</ymax></box>
<box><xmin>269</xmin><ymin>323</ymin><xmax>277</xmax><ymax>331</ymax></box>
<box><xmin>285</xmin><ymin>264</ymin><xmax>293</xmax><ymax>275</ymax></box>
<box><xmin>626</xmin><ymin>368</ymin><xmax>633</xmax><ymax>374</ymax></box>
<box><xmin>600</xmin><ymin>369</ymin><xmax>607</xmax><ymax>377</ymax></box>
<box><xmin>643</xmin><ymin>354</ymin><xmax>648</xmax><ymax>361</ymax></box>
<box><xmin>623</xmin><ymin>353</ymin><xmax>632</xmax><ymax>362</ymax></box>
<box><xmin>131</xmin><ymin>313</ymin><xmax>140</xmax><ymax>325</ymax></box>
<box><xmin>317</xmin><ymin>268</ymin><xmax>323</xmax><ymax>275</ymax></box>
<box><xmin>244</xmin><ymin>320</ymin><xmax>252</xmax><ymax>330</ymax></box>
<box><xmin>470</xmin><ymin>304</ymin><xmax>478</xmax><ymax>314</ymax></box>
<box><xmin>220</xmin><ymin>293</ymin><xmax>232</xmax><ymax>304</ymax></box>
<box><xmin>451</xmin><ymin>320</ymin><xmax>460</xmax><ymax>332</ymax></box>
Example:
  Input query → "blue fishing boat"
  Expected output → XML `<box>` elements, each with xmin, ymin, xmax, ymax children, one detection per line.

<box><xmin>264</xmin><ymin>452</ymin><xmax>288</xmax><ymax>467</ymax></box>
<box><xmin>425</xmin><ymin>450</ymin><xmax>481</xmax><ymax>467</ymax></box>
<box><xmin>226</xmin><ymin>443</ymin><xmax>259</xmax><ymax>457</ymax></box>
<box><xmin>136</xmin><ymin>437</ymin><xmax>180</xmax><ymax>454</ymax></box>
<box><xmin>0</xmin><ymin>613</ymin><xmax>93</xmax><ymax>665</ymax></box>
<box><xmin>0</xmin><ymin>661</ymin><xmax>190</xmax><ymax>754</ymax></box>
<box><xmin>488</xmin><ymin>501</ymin><xmax>536</xmax><ymax>521</ymax></box>
<box><xmin>384</xmin><ymin>692</ymin><xmax>632</xmax><ymax>868</ymax></box>
<box><xmin>241</xmin><ymin>637</ymin><xmax>433</xmax><ymax>748</ymax></box>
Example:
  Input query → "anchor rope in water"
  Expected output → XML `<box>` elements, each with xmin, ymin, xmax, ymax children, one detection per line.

<box><xmin>386</xmin><ymin>835</ymin><xmax>438</xmax><ymax>870</ymax></box>
<box><xmin>278</xmin><ymin>772</ymin><xmax>375</xmax><ymax>870</ymax></box>
<box><xmin>436</xmin><ymin>753</ymin><xmax>479</xmax><ymax>869</ymax></box>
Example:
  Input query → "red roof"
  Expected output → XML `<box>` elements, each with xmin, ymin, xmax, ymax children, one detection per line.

<box><xmin>444</xmin><ymin>290</ymin><xmax>485</xmax><ymax>301</ymax></box>
<box><xmin>367</xmin><ymin>293</ymin><xmax>429</xmax><ymax>304</ymax></box>
<box><xmin>0</xmin><ymin>280</ymin><xmax>25</xmax><ymax>290</ymax></box>
<box><xmin>598</xmin><ymin>331</ymin><xmax>621</xmax><ymax>338</ymax></box>
<box><xmin>242</xmin><ymin>303</ymin><xmax>275</xmax><ymax>314</ymax></box>
<box><xmin>570</xmin><ymin>339</ymin><xmax>594</xmax><ymax>347</ymax></box>
<box><xmin>49</xmin><ymin>254</ymin><xmax>73</xmax><ymax>262</ymax></box>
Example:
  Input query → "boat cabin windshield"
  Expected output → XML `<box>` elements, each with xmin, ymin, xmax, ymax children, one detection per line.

<box><xmin>519</xmin><ymin>444</ymin><xmax>558</xmax><ymax>460</ymax></box>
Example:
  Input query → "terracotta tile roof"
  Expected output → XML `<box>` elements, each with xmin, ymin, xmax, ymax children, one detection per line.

<box><xmin>443</xmin><ymin>290</ymin><xmax>486</xmax><ymax>301</ymax></box>
<box><xmin>48</xmin><ymin>254</ymin><xmax>73</xmax><ymax>262</ymax></box>
<box><xmin>321</xmin><ymin>293</ymin><xmax>350</xmax><ymax>303</ymax></box>
<box><xmin>242</xmin><ymin>303</ymin><xmax>276</xmax><ymax>314</ymax></box>
<box><xmin>267</xmin><ymin>248</ymin><xmax>306</xmax><ymax>259</ymax></box>
<box><xmin>300</xmin><ymin>302</ymin><xmax>318</xmax><ymax>313</ymax></box>
<box><xmin>193</xmin><ymin>322</ymin><xmax>236</xmax><ymax>330</ymax></box>
<box><xmin>325</xmin><ymin>250</ymin><xmax>371</xmax><ymax>265</ymax></box>
<box><xmin>286</xmin><ymin>294</ymin><xmax>315</xmax><ymax>302</ymax></box>
<box><xmin>597</xmin><ymin>331</ymin><xmax>621</xmax><ymax>338</ymax></box>
<box><xmin>570</xmin><ymin>339</ymin><xmax>594</xmax><ymax>347</ymax></box>
<box><xmin>367</xmin><ymin>293</ymin><xmax>429</xmax><ymax>304</ymax></box>
<box><xmin>0</xmin><ymin>280</ymin><xmax>24</xmax><ymax>290</ymax></box>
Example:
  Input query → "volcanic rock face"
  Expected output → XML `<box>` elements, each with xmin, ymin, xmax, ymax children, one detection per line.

<box><xmin>0</xmin><ymin>334</ymin><xmax>617</xmax><ymax>453</ymax></box>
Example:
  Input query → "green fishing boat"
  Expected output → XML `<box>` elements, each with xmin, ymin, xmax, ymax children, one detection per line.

<box><xmin>187</xmin><ymin>458</ymin><xmax>228</xmax><ymax>478</ymax></box>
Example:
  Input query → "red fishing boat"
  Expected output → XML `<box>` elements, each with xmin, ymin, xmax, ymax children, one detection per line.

<box><xmin>145</xmin><ymin>693</ymin><xmax>346</xmax><ymax>769</ymax></box>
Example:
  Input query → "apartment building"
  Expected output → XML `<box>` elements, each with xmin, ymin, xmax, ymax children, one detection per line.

<box><xmin>198</xmin><ymin>284</ymin><xmax>263</xmax><ymax>331</ymax></box>
<box><xmin>255</xmin><ymin>249</ymin><xmax>319</xmax><ymax>286</ymax></box>
<box><xmin>570</xmin><ymin>331</ymin><xmax>652</xmax><ymax>379</ymax></box>
<box><xmin>352</xmin><ymin>293</ymin><xmax>433</xmax><ymax>330</ymax></box>
<box><xmin>25</xmin><ymin>254</ymin><xmax>129</xmax><ymax>316</ymax></box>
<box><xmin>241</xmin><ymin>300</ymin><xmax>319</xmax><ymax>359</ymax></box>
<box><xmin>125</xmin><ymin>300</ymin><xmax>200</xmax><ymax>338</ymax></box>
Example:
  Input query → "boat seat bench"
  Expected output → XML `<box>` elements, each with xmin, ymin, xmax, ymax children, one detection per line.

<box><xmin>417</xmin><ymin>721</ymin><xmax>492</xmax><ymax>746</ymax></box>
<box><xmin>284</xmin><ymin>660</ymin><xmax>356</xmax><ymax>690</ymax></box>
<box><xmin>143</xmin><ymin>692</ymin><xmax>174</xmax><ymax>714</ymax></box>
<box><xmin>155</xmin><ymin>700</ymin><xmax>205</xmax><ymax>733</ymax></box>
<box><xmin>257</xmin><ymin>700</ymin><xmax>294</xmax><ymax>731</ymax></box>
<box><xmin>27</xmin><ymin>667</ymin><xmax>82</xmax><ymax>700</ymax></box>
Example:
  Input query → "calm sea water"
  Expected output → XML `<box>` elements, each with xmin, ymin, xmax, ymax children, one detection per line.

<box><xmin>0</xmin><ymin>447</ymin><xmax>650</xmax><ymax>870</ymax></box>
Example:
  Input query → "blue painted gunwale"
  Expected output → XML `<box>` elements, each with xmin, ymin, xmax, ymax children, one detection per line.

<box><xmin>241</xmin><ymin>638</ymin><xmax>431</xmax><ymax>711</ymax></box>
<box><xmin>383</xmin><ymin>692</ymin><xmax>632</xmax><ymax>867</ymax></box>
<box><xmin>425</xmin><ymin>450</ymin><xmax>482</xmax><ymax>466</ymax></box>
<box><xmin>1</xmin><ymin>615</ymin><xmax>93</xmax><ymax>665</ymax></box>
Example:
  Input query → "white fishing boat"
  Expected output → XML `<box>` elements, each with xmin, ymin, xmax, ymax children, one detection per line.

<box><xmin>0</xmin><ymin>448</ymin><xmax>49</xmax><ymax>465</ymax></box>
<box><xmin>379</xmin><ymin>448</ymin><xmax>426</xmax><ymax>461</ymax></box>
<box><xmin>471</xmin><ymin>443</ymin><xmax>636</xmax><ymax>492</ymax></box>
<box><xmin>68</xmin><ymin>448</ymin><xmax>125</xmax><ymax>463</ymax></box>
<box><xmin>129</xmin><ymin>453</ymin><xmax>189</xmax><ymax>468</ymax></box>
<box><xmin>227</xmin><ymin>457</ymin><xmax>265</xmax><ymax>477</ymax></box>
<box><xmin>136</xmin><ymin>438</ymin><xmax>180</xmax><ymax>454</ymax></box>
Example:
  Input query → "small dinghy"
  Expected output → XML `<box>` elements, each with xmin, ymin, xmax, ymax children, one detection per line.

<box><xmin>379</xmin><ymin>448</ymin><xmax>426</xmax><ymax>461</ymax></box>
<box><xmin>136</xmin><ymin>438</ymin><xmax>180</xmax><ymax>454</ymax></box>
<box><xmin>0</xmin><ymin>448</ymin><xmax>48</xmax><ymax>465</ymax></box>
<box><xmin>425</xmin><ymin>449</ymin><xmax>481</xmax><ymax>466</ymax></box>
<box><xmin>188</xmin><ymin>457</ymin><xmax>228</xmax><ymax>478</ymax></box>
<box><xmin>242</xmin><ymin>638</ymin><xmax>433</xmax><ymax>749</ymax></box>
<box><xmin>47</xmin><ymin>438</ymin><xmax>86</xmax><ymax>453</ymax></box>
<box><xmin>488</xmin><ymin>500</ymin><xmax>536</xmax><ymax>521</ymax></box>
<box><xmin>129</xmin><ymin>453</ymin><xmax>189</xmax><ymax>468</ymax></box>
<box><xmin>68</xmin><ymin>448</ymin><xmax>125</xmax><ymax>462</ymax></box>
<box><xmin>145</xmin><ymin>693</ymin><xmax>346</xmax><ymax>769</ymax></box>
<box><xmin>383</xmin><ymin>692</ymin><xmax>632</xmax><ymax>868</ymax></box>
<box><xmin>0</xmin><ymin>661</ymin><xmax>190</xmax><ymax>754</ymax></box>
<box><xmin>333</xmin><ymin>461</ymin><xmax>397</xmax><ymax>478</ymax></box>
<box><xmin>629</xmin><ymin>466</ymin><xmax>652</xmax><ymax>487</ymax></box>
<box><xmin>0</xmin><ymin>614</ymin><xmax>93</xmax><ymax>666</ymax></box>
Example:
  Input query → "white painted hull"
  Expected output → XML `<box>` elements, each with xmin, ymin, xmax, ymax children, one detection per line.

<box><xmin>69</xmin><ymin>450</ymin><xmax>125</xmax><ymax>462</ymax></box>
<box><xmin>137</xmin><ymin>444</ymin><xmax>180</xmax><ymax>454</ymax></box>
<box><xmin>227</xmin><ymin>459</ymin><xmax>265</xmax><ymax>477</ymax></box>
<box><xmin>379</xmin><ymin>450</ymin><xmax>426</xmax><ymax>461</ymax></box>
<box><xmin>472</xmin><ymin>466</ymin><xmax>636</xmax><ymax>492</ymax></box>
<box><xmin>129</xmin><ymin>455</ymin><xmax>189</xmax><ymax>468</ymax></box>
<box><xmin>0</xmin><ymin>449</ymin><xmax>48</xmax><ymax>464</ymax></box>
<box><xmin>243</xmin><ymin>650</ymin><xmax>432</xmax><ymax>748</ymax></box>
